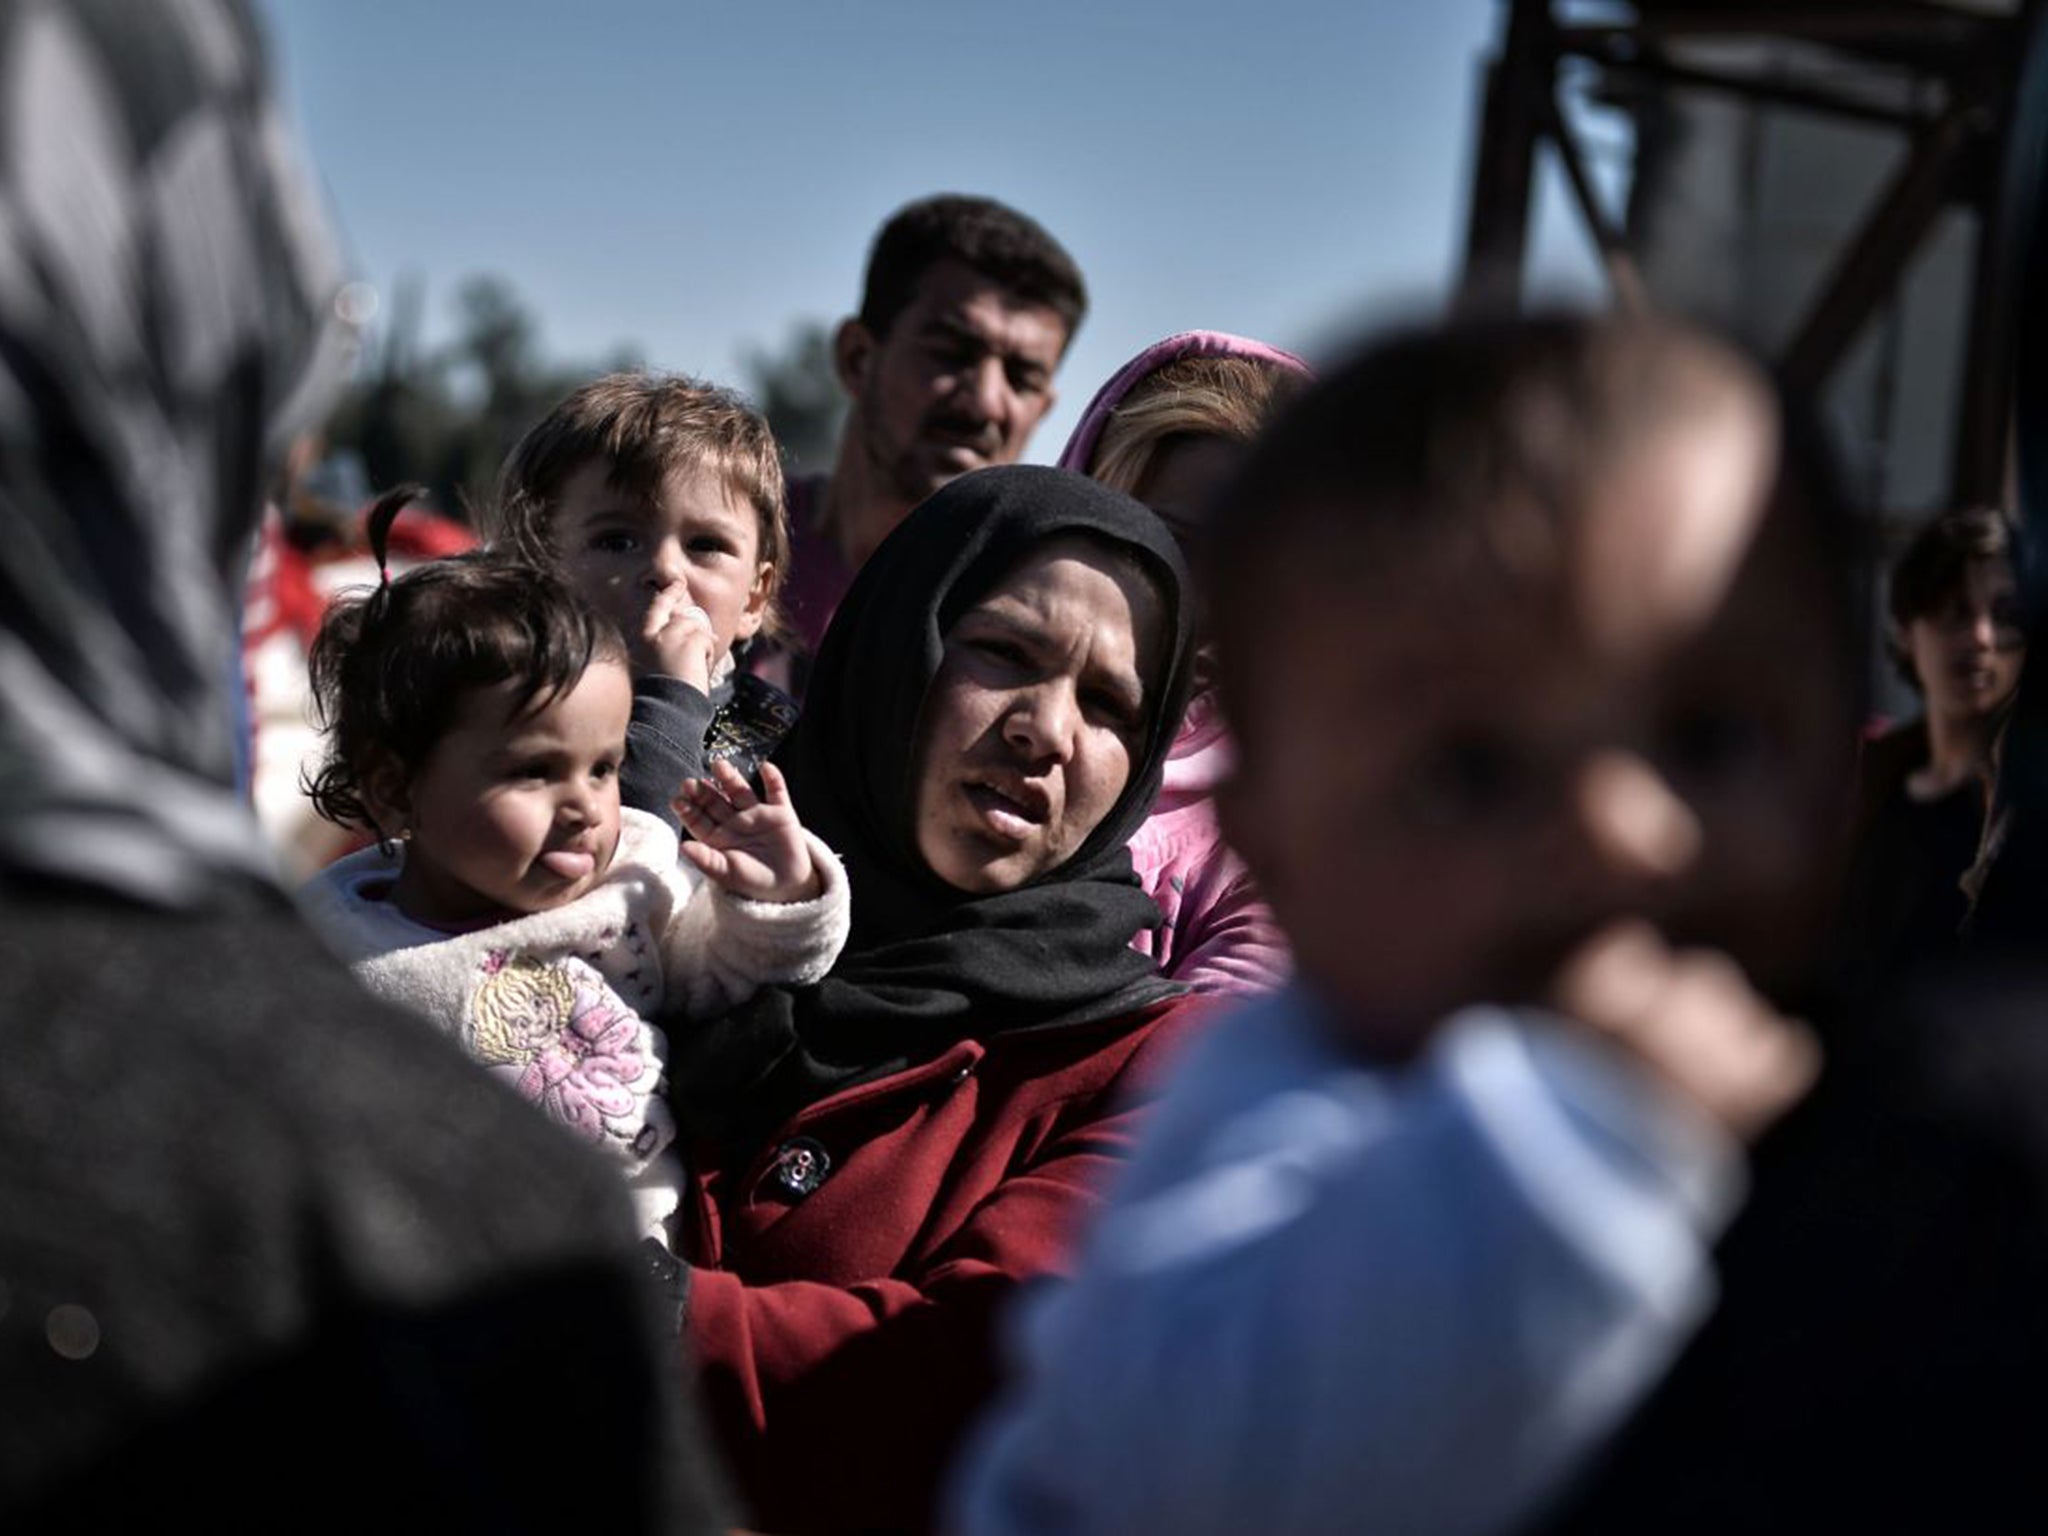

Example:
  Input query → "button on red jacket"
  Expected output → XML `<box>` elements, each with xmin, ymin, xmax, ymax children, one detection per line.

<box><xmin>682</xmin><ymin>993</ymin><xmax>1209</xmax><ymax>1534</ymax></box>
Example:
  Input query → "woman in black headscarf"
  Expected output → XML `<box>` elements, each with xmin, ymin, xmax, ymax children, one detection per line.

<box><xmin>663</xmin><ymin>463</ymin><xmax>1202</xmax><ymax>1535</ymax></box>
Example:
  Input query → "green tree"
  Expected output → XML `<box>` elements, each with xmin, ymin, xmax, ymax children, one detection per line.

<box><xmin>323</xmin><ymin>273</ymin><xmax>619</xmax><ymax>523</ymax></box>
<box><xmin>746</xmin><ymin>319</ymin><xmax>845</xmax><ymax>476</ymax></box>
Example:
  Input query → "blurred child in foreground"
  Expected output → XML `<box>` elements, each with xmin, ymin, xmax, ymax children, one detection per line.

<box><xmin>952</xmin><ymin>313</ymin><xmax>1846</xmax><ymax>1536</ymax></box>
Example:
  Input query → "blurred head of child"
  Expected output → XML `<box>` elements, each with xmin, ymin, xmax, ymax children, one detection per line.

<box><xmin>1208</xmin><ymin>313</ymin><xmax>1863</xmax><ymax>1062</ymax></box>
<box><xmin>306</xmin><ymin>534</ymin><xmax>633</xmax><ymax>929</ymax></box>
<box><xmin>490</xmin><ymin>372</ymin><xmax>789</xmax><ymax>694</ymax></box>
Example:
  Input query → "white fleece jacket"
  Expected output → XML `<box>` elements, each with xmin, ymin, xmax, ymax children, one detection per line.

<box><xmin>299</xmin><ymin>808</ymin><xmax>850</xmax><ymax>1245</ymax></box>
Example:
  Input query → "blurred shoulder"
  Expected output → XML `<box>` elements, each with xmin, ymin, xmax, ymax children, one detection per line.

<box><xmin>0</xmin><ymin>885</ymin><xmax>638</xmax><ymax>1274</ymax></box>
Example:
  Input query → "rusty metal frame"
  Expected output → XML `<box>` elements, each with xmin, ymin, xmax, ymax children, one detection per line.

<box><xmin>1459</xmin><ymin>0</ymin><xmax>2034</xmax><ymax>509</ymax></box>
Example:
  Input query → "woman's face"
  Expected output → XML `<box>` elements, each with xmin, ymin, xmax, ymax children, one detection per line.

<box><xmin>1132</xmin><ymin>432</ymin><xmax>1245</xmax><ymax>550</ymax></box>
<box><xmin>1903</xmin><ymin>555</ymin><xmax>2025</xmax><ymax>729</ymax></box>
<box><xmin>911</xmin><ymin>535</ymin><xmax>1167</xmax><ymax>893</ymax></box>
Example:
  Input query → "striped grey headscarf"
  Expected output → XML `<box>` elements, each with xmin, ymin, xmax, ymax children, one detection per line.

<box><xmin>0</xmin><ymin>0</ymin><xmax>353</xmax><ymax>906</ymax></box>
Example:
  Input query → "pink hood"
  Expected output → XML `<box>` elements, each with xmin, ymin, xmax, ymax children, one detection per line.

<box><xmin>1156</xmin><ymin>688</ymin><xmax>1234</xmax><ymax>808</ymax></box>
<box><xmin>1056</xmin><ymin>330</ymin><xmax>1312</xmax><ymax>478</ymax></box>
<box><xmin>1059</xmin><ymin>329</ymin><xmax>1312</xmax><ymax>778</ymax></box>
<box><xmin>1059</xmin><ymin>333</ymin><xmax>1310</xmax><ymax>996</ymax></box>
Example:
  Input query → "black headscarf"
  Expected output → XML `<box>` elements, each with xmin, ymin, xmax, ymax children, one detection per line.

<box><xmin>671</xmin><ymin>464</ymin><xmax>1196</xmax><ymax>1144</ymax></box>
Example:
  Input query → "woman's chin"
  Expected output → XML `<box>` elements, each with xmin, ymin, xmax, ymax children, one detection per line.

<box><xmin>922</xmin><ymin>830</ymin><xmax>1046</xmax><ymax>896</ymax></box>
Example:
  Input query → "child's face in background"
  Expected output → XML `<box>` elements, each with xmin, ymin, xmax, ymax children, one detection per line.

<box><xmin>553</xmin><ymin>458</ymin><xmax>772</xmax><ymax>673</ymax></box>
<box><xmin>1901</xmin><ymin>554</ymin><xmax>2025</xmax><ymax>731</ymax></box>
<box><xmin>386</xmin><ymin>658</ymin><xmax>631</xmax><ymax>927</ymax></box>
<box><xmin>1225</xmin><ymin>399</ymin><xmax>1859</xmax><ymax>1056</ymax></box>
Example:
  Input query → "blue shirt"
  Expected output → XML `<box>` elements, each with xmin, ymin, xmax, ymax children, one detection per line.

<box><xmin>951</xmin><ymin>986</ymin><xmax>1741</xmax><ymax>1536</ymax></box>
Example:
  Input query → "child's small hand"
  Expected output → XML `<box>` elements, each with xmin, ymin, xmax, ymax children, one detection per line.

<box><xmin>1547</xmin><ymin>920</ymin><xmax>1820</xmax><ymax>1144</ymax></box>
<box><xmin>674</xmin><ymin>760</ymin><xmax>822</xmax><ymax>903</ymax></box>
<box><xmin>637</xmin><ymin>586</ymin><xmax>717</xmax><ymax>692</ymax></box>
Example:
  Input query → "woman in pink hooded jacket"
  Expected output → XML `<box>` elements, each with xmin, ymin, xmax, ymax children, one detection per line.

<box><xmin>1058</xmin><ymin>332</ymin><xmax>1308</xmax><ymax>995</ymax></box>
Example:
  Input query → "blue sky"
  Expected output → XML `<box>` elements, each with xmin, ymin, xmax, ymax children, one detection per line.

<box><xmin>260</xmin><ymin>0</ymin><xmax>1606</xmax><ymax>458</ymax></box>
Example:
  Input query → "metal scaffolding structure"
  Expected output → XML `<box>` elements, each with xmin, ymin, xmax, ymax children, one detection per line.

<box><xmin>1460</xmin><ymin>0</ymin><xmax>2040</xmax><ymax>512</ymax></box>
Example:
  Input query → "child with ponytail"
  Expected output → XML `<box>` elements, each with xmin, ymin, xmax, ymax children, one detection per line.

<box><xmin>298</xmin><ymin>491</ymin><xmax>850</xmax><ymax>1249</ymax></box>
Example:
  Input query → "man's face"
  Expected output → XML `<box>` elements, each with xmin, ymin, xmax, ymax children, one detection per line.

<box><xmin>839</xmin><ymin>258</ymin><xmax>1068</xmax><ymax>510</ymax></box>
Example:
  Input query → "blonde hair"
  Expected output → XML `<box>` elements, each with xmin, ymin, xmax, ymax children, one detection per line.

<box><xmin>489</xmin><ymin>372</ymin><xmax>791</xmax><ymax>635</ymax></box>
<box><xmin>1088</xmin><ymin>355</ymin><xmax>1300</xmax><ymax>498</ymax></box>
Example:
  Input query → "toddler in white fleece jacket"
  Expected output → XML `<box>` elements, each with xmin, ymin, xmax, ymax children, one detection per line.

<box><xmin>298</xmin><ymin>510</ymin><xmax>847</xmax><ymax>1248</ymax></box>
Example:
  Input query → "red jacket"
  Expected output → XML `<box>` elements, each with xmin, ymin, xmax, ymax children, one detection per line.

<box><xmin>681</xmin><ymin>993</ymin><xmax>1209</xmax><ymax>1533</ymax></box>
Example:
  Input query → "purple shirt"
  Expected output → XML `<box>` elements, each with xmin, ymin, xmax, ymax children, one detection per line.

<box><xmin>747</xmin><ymin>473</ymin><xmax>853</xmax><ymax>699</ymax></box>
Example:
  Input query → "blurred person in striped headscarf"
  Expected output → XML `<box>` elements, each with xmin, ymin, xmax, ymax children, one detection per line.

<box><xmin>0</xmin><ymin>2</ymin><xmax>727</xmax><ymax>1527</ymax></box>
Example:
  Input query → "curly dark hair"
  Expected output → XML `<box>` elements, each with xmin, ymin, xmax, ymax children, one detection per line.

<box><xmin>303</xmin><ymin>492</ymin><xmax>626</xmax><ymax>837</ymax></box>
<box><xmin>857</xmin><ymin>193</ymin><xmax>1086</xmax><ymax>343</ymax></box>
